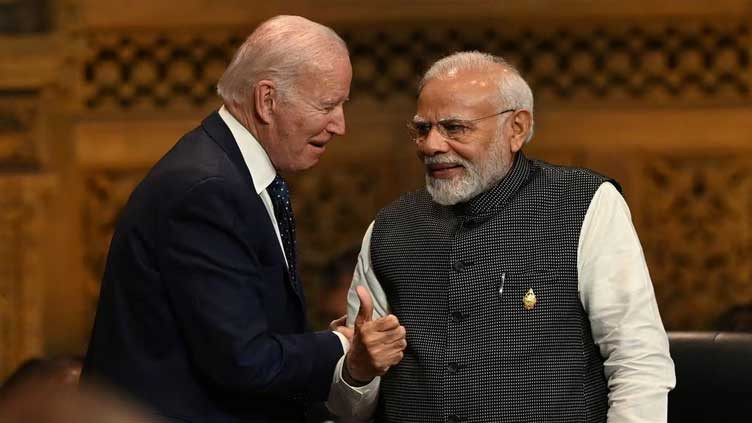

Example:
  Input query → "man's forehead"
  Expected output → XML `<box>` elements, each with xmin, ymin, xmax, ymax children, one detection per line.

<box><xmin>416</xmin><ymin>84</ymin><xmax>498</xmax><ymax>121</ymax></box>
<box><xmin>297</xmin><ymin>57</ymin><xmax>351</xmax><ymax>99</ymax></box>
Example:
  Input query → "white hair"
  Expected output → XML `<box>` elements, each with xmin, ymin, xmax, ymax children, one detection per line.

<box><xmin>217</xmin><ymin>15</ymin><xmax>348</xmax><ymax>105</ymax></box>
<box><xmin>419</xmin><ymin>51</ymin><xmax>535</xmax><ymax>144</ymax></box>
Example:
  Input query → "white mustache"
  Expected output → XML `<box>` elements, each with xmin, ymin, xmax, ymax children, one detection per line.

<box><xmin>423</xmin><ymin>153</ymin><xmax>470</xmax><ymax>167</ymax></box>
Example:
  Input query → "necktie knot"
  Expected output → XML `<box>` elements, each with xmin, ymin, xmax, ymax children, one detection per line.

<box><xmin>268</xmin><ymin>175</ymin><xmax>290</xmax><ymax>203</ymax></box>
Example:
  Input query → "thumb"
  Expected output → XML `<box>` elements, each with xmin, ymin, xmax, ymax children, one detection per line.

<box><xmin>355</xmin><ymin>285</ymin><xmax>374</xmax><ymax>326</ymax></box>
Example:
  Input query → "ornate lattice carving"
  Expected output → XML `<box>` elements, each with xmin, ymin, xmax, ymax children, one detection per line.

<box><xmin>0</xmin><ymin>175</ymin><xmax>53</xmax><ymax>379</ymax></box>
<box><xmin>83</xmin><ymin>32</ymin><xmax>241</xmax><ymax>110</ymax></box>
<box><xmin>83</xmin><ymin>21</ymin><xmax>752</xmax><ymax>110</ymax></box>
<box><xmin>0</xmin><ymin>94</ymin><xmax>39</xmax><ymax>167</ymax></box>
<box><xmin>637</xmin><ymin>155</ymin><xmax>752</xmax><ymax>330</ymax></box>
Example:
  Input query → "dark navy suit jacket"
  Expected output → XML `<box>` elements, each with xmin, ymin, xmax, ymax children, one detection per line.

<box><xmin>82</xmin><ymin>111</ymin><xmax>343</xmax><ymax>422</ymax></box>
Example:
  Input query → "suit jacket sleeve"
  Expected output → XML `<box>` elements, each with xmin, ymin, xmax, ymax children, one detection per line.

<box><xmin>158</xmin><ymin>176</ymin><xmax>343</xmax><ymax>400</ymax></box>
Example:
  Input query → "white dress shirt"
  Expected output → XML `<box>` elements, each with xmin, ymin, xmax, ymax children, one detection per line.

<box><xmin>327</xmin><ymin>182</ymin><xmax>676</xmax><ymax>423</ymax></box>
<box><xmin>218</xmin><ymin>106</ymin><xmax>350</xmax><ymax>353</ymax></box>
<box><xmin>218</xmin><ymin>106</ymin><xmax>288</xmax><ymax>266</ymax></box>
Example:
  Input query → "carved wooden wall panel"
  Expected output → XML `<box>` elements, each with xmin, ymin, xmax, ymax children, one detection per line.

<box><xmin>82</xmin><ymin>31</ymin><xmax>232</xmax><ymax>111</ymax></box>
<box><xmin>0</xmin><ymin>92</ymin><xmax>42</xmax><ymax>169</ymax></box>
<box><xmin>82</xmin><ymin>20</ymin><xmax>752</xmax><ymax>112</ymax></box>
<box><xmin>636</xmin><ymin>155</ymin><xmax>752</xmax><ymax>329</ymax></box>
<box><xmin>0</xmin><ymin>175</ymin><xmax>53</xmax><ymax>379</ymax></box>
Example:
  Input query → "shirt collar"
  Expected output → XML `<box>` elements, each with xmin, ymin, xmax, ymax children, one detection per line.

<box><xmin>218</xmin><ymin>105</ymin><xmax>277</xmax><ymax>194</ymax></box>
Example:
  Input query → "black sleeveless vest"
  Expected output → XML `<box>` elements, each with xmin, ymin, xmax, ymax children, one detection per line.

<box><xmin>370</xmin><ymin>153</ymin><xmax>618</xmax><ymax>423</ymax></box>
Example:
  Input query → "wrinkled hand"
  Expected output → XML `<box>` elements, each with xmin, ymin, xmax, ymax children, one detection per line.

<box><xmin>330</xmin><ymin>315</ymin><xmax>353</xmax><ymax>343</ymax></box>
<box><xmin>344</xmin><ymin>286</ymin><xmax>406</xmax><ymax>386</ymax></box>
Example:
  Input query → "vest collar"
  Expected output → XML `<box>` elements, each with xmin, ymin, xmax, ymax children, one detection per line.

<box><xmin>453</xmin><ymin>151</ymin><xmax>532</xmax><ymax>218</ymax></box>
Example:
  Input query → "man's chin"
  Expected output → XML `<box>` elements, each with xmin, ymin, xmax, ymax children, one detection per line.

<box><xmin>283</xmin><ymin>155</ymin><xmax>320</xmax><ymax>172</ymax></box>
<box><xmin>426</xmin><ymin>179</ymin><xmax>464</xmax><ymax>206</ymax></box>
<box><xmin>299</xmin><ymin>158</ymin><xmax>320</xmax><ymax>171</ymax></box>
<box><xmin>426</xmin><ymin>175</ymin><xmax>484</xmax><ymax>206</ymax></box>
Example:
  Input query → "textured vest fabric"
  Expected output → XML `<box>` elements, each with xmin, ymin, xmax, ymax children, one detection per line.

<box><xmin>371</xmin><ymin>153</ymin><xmax>618</xmax><ymax>423</ymax></box>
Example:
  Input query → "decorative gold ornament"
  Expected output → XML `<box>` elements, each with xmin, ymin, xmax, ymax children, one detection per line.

<box><xmin>523</xmin><ymin>288</ymin><xmax>537</xmax><ymax>310</ymax></box>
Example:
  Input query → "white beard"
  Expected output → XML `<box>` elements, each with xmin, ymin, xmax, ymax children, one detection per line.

<box><xmin>424</xmin><ymin>142</ymin><xmax>511</xmax><ymax>206</ymax></box>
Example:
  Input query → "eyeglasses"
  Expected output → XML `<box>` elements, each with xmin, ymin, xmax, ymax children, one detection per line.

<box><xmin>407</xmin><ymin>109</ymin><xmax>516</xmax><ymax>142</ymax></box>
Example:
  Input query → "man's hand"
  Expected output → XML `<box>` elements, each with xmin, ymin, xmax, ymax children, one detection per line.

<box><xmin>330</xmin><ymin>315</ymin><xmax>353</xmax><ymax>343</ymax></box>
<box><xmin>344</xmin><ymin>286</ymin><xmax>406</xmax><ymax>386</ymax></box>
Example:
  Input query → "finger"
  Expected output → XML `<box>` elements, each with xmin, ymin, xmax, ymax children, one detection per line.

<box><xmin>355</xmin><ymin>285</ymin><xmax>374</xmax><ymax>326</ymax></box>
<box><xmin>368</xmin><ymin>325</ymin><xmax>405</xmax><ymax>345</ymax></box>
<box><xmin>370</xmin><ymin>314</ymin><xmax>400</xmax><ymax>331</ymax></box>
<box><xmin>336</xmin><ymin>326</ymin><xmax>354</xmax><ymax>341</ymax></box>
<box><xmin>380</xmin><ymin>328</ymin><xmax>407</xmax><ymax>346</ymax></box>
<box><xmin>329</xmin><ymin>315</ymin><xmax>347</xmax><ymax>331</ymax></box>
<box><xmin>377</xmin><ymin>351</ymin><xmax>404</xmax><ymax>371</ymax></box>
<box><xmin>388</xmin><ymin>338</ymin><xmax>407</xmax><ymax>350</ymax></box>
<box><xmin>383</xmin><ymin>350</ymin><xmax>404</xmax><ymax>367</ymax></box>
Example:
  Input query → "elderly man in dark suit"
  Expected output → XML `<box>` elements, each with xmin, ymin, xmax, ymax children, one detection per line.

<box><xmin>82</xmin><ymin>15</ymin><xmax>406</xmax><ymax>423</ymax></box>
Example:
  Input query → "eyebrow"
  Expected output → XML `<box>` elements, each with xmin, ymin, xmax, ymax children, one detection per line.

<box><xmin>412</xmin><ymin>114</ymin><xmax>468</xmax><ymax>122</ymax></box>
<box><xmin>322</xmin><ymin>97</ymin><xmax>350</xmax><ymax>108</ymax></box>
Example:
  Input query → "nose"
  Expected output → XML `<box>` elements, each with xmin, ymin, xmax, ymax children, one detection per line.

<box><xmin>326</xmin><ymin>105</ymin><xmax>346</xmax><ymax>136</ymax></box>
<box><xmin>418</xmin><ymin>126</ymin><xmax>450</xmax><ymax>156</ymax></box>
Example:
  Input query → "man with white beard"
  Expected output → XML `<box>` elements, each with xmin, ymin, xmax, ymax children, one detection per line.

<box><xmin>327</xmin><ymin>51</ymin><xmax>676</xmax><ymax>423</ymax></box>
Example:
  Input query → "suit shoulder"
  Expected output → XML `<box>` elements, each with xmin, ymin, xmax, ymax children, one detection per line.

<box><xmin>121</xmin><ymin>125</ymin><xmax>251</xmax><ymax>220</ymax></box>
<box><xmin>147</xmin><ymin>126</ymin><xmax>249</xmax><ymax>193</ymax></box>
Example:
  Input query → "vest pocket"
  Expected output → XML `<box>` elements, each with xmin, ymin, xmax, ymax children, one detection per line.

<box><xmin>502</xmin><ymin>270</ymin><xmax>557</xmax><ymax>311</ymax></box>
<box><xmin>495</xmin><ymin>270</ymin><xmax>565</xmax><ymax>349</ymax></box>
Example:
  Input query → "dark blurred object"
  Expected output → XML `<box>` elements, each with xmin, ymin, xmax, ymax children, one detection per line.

<box><xmin>715</xmin><ymin>303</ymin><xmax>752</xmax><ymax>332</ymax></box>
<box><xmin>319</xmin><ymin>247</ymin><xmax>360</xmax><ymax>324</ymax></box>
<box><xmin>668</xmin><ymin>332</ymin><xmax>752</xmax><ymax>423</ymax></box>
<box><xmin>0</xmin><ymin>0</ymin><xmax>50</xmax><ymax>34</ymax></box>
<box><xmin>0</xmin><ymin>355</ymin><xmax>154</xmax><ymax>422</ymax></box>
<box><xmin>1</xmin><ymin>356</ymin><xmax>82</xmax><ymax>393</ymax></box>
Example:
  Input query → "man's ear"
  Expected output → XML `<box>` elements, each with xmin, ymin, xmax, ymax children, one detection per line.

<box><xmin>509</xmin><ymin>109</ymin><xmax>532</xmax><ymax>153</ymax></box>
<box><xmin>254</xmin><ymin>79</ymin><xmax>276</xmax><ymax>124</ymax></box>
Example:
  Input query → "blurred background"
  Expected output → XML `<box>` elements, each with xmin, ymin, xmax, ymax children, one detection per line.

<box><xmin>2</xmin><ymin>0</ymin><xmax>752</xmax><ymax>383</ymax></box>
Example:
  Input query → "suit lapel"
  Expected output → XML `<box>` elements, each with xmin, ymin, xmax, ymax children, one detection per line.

<box><xmin>201</xmin><ymin>111</ymin><xmax>306</xmax><ymax>310</ymax></box>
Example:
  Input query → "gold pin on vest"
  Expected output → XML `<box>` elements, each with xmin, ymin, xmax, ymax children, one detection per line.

<box><xmin>523</xmin><ymin>288</ymin><xmax>537</xmax><ymax>310</ymax></box>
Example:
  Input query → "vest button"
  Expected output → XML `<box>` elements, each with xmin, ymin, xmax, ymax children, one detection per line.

<box><xmin>452</xmin><ymin>260</ymin><xmax>466</xmax><ymax>272</ymax></box>
<box><xmin>447</xmin><ymin>362</ymin><xmax>459</xmax><ymax>374</ymax></box>
<box><xmin>448</xmin><ymin>414</ymin><xmax>461</xmax><ymax>423</ymax></box>
<box><xmin>450</xmin><ymin>311</ymin><xmax>466</xmax><ymax>322</ymax></box>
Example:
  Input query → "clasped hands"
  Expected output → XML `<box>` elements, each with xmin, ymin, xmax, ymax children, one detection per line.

<box><xmin>330</xmin><ymin>286</ymin><xmax>407</xmax><ymax>386</ymax></box>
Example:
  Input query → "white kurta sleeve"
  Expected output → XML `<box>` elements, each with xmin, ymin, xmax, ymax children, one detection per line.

<box><xmin>578</xmin><ymin>183</ymin><xmax>676</xmax><ymax>423</ymax></box>
<box><xmin>326</xmin><ymin>222</ymin><xmax>389</xmax><ymax>420</ymax></box>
